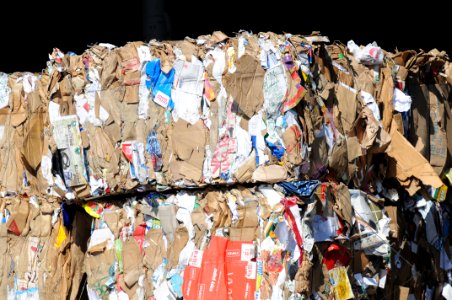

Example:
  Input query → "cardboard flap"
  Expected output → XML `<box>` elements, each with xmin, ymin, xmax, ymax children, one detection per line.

<box><xmin>6</xmin><ymin>198</ymin><xmax>30</xmax><ymax>236</ymax></box>
<box><xmin>252</xmin><ymin>165</ymin><xmax>288</xmax><ymax>183</ymax></box>
<box><xmin>283</xmin><ymin>125</ymin><xmax>302</xmax><ymax>165</ymax></box>
<box><xmin>101</xmin><ymin>52</ymin><xmax>119</xmax><ymax>89</ymax></box>
<box><xmin>234</xmin><ymin>152</ymin><xmax>256</xmax><ymax>183</ymax></box>
<box><xmin>176</xmin><ymin>40</ymin><xmax>198</xmax><ymax>62</ymax></box>
<box><xmin>333</xmin><ymin>183</ymin><xmax>353</xmax><ymax>232</ymax></box>
<box><xmin>143</xmin><ymin>229</ymin><xmax>165</xmax><ymax>271</ymax></box>
<box><xmin>170</xmin><ymin>119</ymin><xmax>207</xmax><ymax>183</ymax></box>
<box><xmin>224</xmin><ymin>54</ymin><xmax>264</xmax><ymax>118</ymax></box>
<box><xmin>380</xmin><ymin>67</ymin><xmax>394</xmax><ymax>131</ymax></box>
<box><xmin>210</xmin><ymin>31</ymin><xmax>229</xmax><ymax>44</ymax></box>
<box><xmin>21</xmin><ymin>112</ymin><xmax>44</xmax><ymax>171</ymax></box>
<box><xmin>387</xmin><ymin>127</ymin><xmax>443</xmax><ymax>188</ymax></box>
<box><xmin>335</xmin><ymin>83</ymin><xmax>358</xmax><ymax>135</ymax></box>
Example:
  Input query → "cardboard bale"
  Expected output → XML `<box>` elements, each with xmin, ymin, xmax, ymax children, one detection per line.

<box><xmin>0</xmin><ymin>30</ymin><xmax>451</xmax><ymax>300</ymax></box>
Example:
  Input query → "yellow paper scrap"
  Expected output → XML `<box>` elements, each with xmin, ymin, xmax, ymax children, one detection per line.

<box><xmin>328</xmin><ymin>266</ymin><xmax>354</xmax><ymax>300</ymax></box>
<box><xmin>54</xmin><ymin>224</ymin><xmax>67</xmax><ymax>248</ymax></box>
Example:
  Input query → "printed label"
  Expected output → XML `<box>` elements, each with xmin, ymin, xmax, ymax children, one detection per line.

<box><xmin>153</xmin><ymin>91</ymin><xmax>170</xmax><ymax>108</ymax></box>
<box><xmin>188</xmin><ymin>250</ymin><xmax>203</xmax><ymax>268</ymax></box>
<box><xmin>245</xmin><ymin>261</ymin><xmax>257</xmax><ymax>279</ymax></box>
<box><xmin>241</xmin><ymin>243</ymin><xmax>254</xmax><ymax>261</ymax></box>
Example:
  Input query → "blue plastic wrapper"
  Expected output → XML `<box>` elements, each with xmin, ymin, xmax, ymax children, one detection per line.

<box><xmin>145</xmin><ymin>58</ymin><xmax>175</xmax><ymax>109</ymax></box>
<box><xmin>266</xmin><ymin>140</ymin><xmax>285</xmax><ymax>160</ymax></box>
<box><xmin>278</xmin><ymin>180</ymin><xmax>321</xmax><ymax>198</ymax></box>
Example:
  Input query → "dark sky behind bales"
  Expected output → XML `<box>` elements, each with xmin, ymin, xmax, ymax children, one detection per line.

<box><xmin>0</xmin><ymin>0</ymin><xmax>449</xmax><ymax>72</ymax></box>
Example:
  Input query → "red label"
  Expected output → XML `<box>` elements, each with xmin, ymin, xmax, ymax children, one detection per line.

<box><xmin>121</xmin><ymin>143</ymin><xmax>133</xmax><ymax>162</ymax></box>
<box><xmin>8</xmin><ymin>220</ymin><xmax>20</xmax><ymax>236</ymax></box>
<box><xmin>153</xmin><ymin>91</ymin><xmax>169</xmax><ymax>108</ymax></box>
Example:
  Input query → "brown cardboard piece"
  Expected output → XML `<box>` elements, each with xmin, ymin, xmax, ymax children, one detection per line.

<box><xmin>103</xmin><ymin>210</ymin><xmax>121</xmax><ymax>238</ymax></box>
<box><xmin>295</xmin><ymin>250</ymin><xmax>313</xmax><ymax>295</ymax></box>
<box><xmin>229</xmin><ymin>200</ymin><xmax>258</xmax><ymax>241</ymax></box>
<box><xmin>335</xmin><ymin>83</ymin><xmax>357</xmax><ymax>135</ymax></box>
<box><xmin>99</xmin><ymin>87</ymin><xmax>124</xmax><ymax>125</ymax></box>
<box><xmin>330</xmin><ymin>55</ymin><xmax>354</xmax><ymax>87</ymax></box>
<box><xmin>234</xmin><ymin>152</ymin><xmax>256</xmax><ymax>183</ymax></box>
<box><xmin>101</xmin><ymin>51</ymin><xmax>119</xmax><ymax>89</ymax></box>
<box><xmin>6</xmin><ymin>198</ymin><xmax>30</xmax><ymax>236</ymax></box>
<box><xmin>121</xmin><ymin>238</ymin><xmax>143</xmax><ymax>297</ymax></box>
<box><xmin>210</xmin><ymin>31</ymin><xmax>229</xmax><ymax>44</ymax></box>
<box><xmin>69</xmin><ymin>210</ymin><xmax>92</xmax><ymax>300</ymax></box>
<box><xmin>409</xmin><ymin>80</ymin><xmax>430</xmax><ymax>158</ymax></box>
<box><xmin>328</xmin><ymin>136</ymin><xmax>348</xmax><ymax>180</ymax></box>
<box><xmin>16</xmin><ymin>236</ymin><xmax>35</xmax><ymax>279</ymax></box>
<box><xmin>123</xmin><ymin>85</ymin><xmax>139</xmax><ymax>104</ymax></box>
<box><xmin>387</xmin><ymin>127</ymin><xmax>443</xmax><ymax>188</ymax></box>
<box><xmin>85</xmin><ymin>249</ymin><xmax>116</xmax><ymax>294</ymax></box>
<box><xmin>346</xmin><ymin>136</ymin><xmax>363</xmax><ymax>162</ymax></box>
<box><xmin>385</xmin><ymin>205</ymin><xmax>401</xmax><ymax>240</ymax></box>
<box><xmin>33</xmin><ymin>217</ymin><xmax>59</xmax><ymax>297</ymax></box>
<box><xmin>87</xmin><ymin>241</ymin><xmax>108</xmax><ymax>254</ymax></box>
<box><xmin>427</xmin><ymin>84</ymin><xmax>447</xmax><ymax>174</ymax></box>
<box><xmin>333</xmin><ymin>183</ymin><xmax>353</xmax><ymax>234</ymax></box>
<box><xmin>201</xmin><ymin>190</ymin><xmax>231</xmax><ymax>230</ymax></box>
<box><xmin>397</xmin><ymin>286</ymin><xmax>410</xmax><ymax>300</ymax></box>
<box><xmin>124</xmin><ymin>268</ymin><xmax>141</xmax><ymax>288</ymax></box>
<box><xmin>191</xmin><ymin>207</ymin><xmax>207</xmax><ymax>248</ymax></box>
<box><xmin>9</xmin><ymin>78</ymin><xmax>27</xmax><ymax>127</ymax></box>
<box><xmin>117</xmin><ymin>43</ymin><xmax>141</xmax><ymax>105</ymax></box>
<box><xmin>29</xmin><ymin>202</ymin><xmax>53</xmax><ymax>237</ymax></box>
<box><xmin>21</xmin><ymin>112</ymin><xmax>44</xmax><ymax>172</ymax></box>
<box><xmin>27</xmin><ymin>89</ymin><xmax>43</xmax><ymax>113</ymax></box>
<box><xmin>0</xmin><ymin>234</ymin><xmax>7</xmax><ymax>298</ymax></box>
<box><xmin>252</xmin><ymin>165</ymin><xmax>288</xmax><ymax>183</ymax></box>
<box><xmin>143</xmin><ymin>229</ymin><xmax>166</xmax><ymax>272</ymax></box>
<box><xmin>355</xmin><ymin>68</ymin><xmax>375</xmax><ymax>95</ymax></box>
<box><xmin>361</xmin><ymin>107</ymin><xmax>391</xmax><ymax>152</ymax></box>
<box><xmin>176</xmin><ymin>40</ymin><xmax>198</xmax><ymax>62</ymax></box>
<box><xmin>283</xmin><ymin>125</ymin><xmax>302</xmax><ymax>165</ymax></box>
<box><xmin>223</xmin><ymin>54</ymin><xmax>265</xmax><ymax>118</ymax></box>
<box><xmin>167</xmin><ymin>225</ymin><xmax>188</xmax><ymax>270</ymax></box>
<box><xmin>168</xmin><ymin>119</ymin><xmax>207</xmax><ymax>183</ymax></box>
<box><xmin>87</xmin><ymin>126</ymin><xmax>120</xmax><ymax>179</ymax></box>
<box><xmin>380</xmin><ymin>67</ymin><xmax>394</xmax><ymax>131</ymax></box>
<box><xmin>310</xmin><ymin>245</ymin><xmax>330</xmax><ymax>298</ymax></box>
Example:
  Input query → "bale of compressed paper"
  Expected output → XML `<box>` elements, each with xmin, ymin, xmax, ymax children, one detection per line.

<box><xmin>0</xmin><ymin>30</ymin><xmax>451</xmax><ymax>300</ymax></box>
<box><xmin>0</xmin><ymin>31</ymin><xmax>449</xmax><ymax>200</ymax></box>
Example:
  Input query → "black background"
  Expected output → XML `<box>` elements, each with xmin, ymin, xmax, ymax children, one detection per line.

<box><xmin>0</xmin><ymin>0</ymin><xmax>450</xmax><ymax>73</ymax></box>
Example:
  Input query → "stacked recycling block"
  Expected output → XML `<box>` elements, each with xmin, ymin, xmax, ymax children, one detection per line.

<box><xmin>0</xmin><ymin>30</ymin><xmax>452</xmax><ymax>299</ymax></box>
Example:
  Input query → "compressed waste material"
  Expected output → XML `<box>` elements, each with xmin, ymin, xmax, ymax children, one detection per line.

<box><xmin>0</xmin><ymin>30</ymin><xmax>452</xmax><ymax>299</ymax></box>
